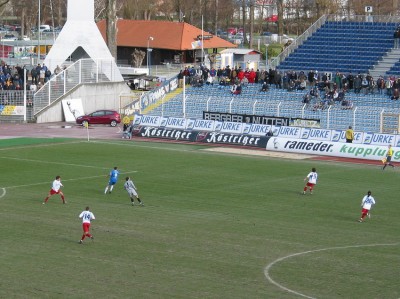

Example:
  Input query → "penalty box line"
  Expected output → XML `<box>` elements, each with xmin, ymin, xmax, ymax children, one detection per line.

<box><xmin>0</xmin><ymin>171</ymin><xmax>138</xmax><ymax>190</ymax></box>
<box><xmin>0</xmin><ymin>156</ymin><xmax>114</xmax><ymax>170</ymax></box>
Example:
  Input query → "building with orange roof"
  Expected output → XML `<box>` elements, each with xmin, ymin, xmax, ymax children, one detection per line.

<box><xmin>97</xmin><ymin>20</ymin><xmax>237</xmax><ymax>66</ymax></box>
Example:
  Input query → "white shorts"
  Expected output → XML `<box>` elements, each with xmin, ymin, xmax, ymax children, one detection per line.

<box><xmin>127</xmin><ymin>188</ymin><xmax>138</xmax><ymax>198</ymax></box>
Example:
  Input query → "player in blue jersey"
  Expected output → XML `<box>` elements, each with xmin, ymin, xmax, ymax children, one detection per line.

<box><xmin>104</xmin><ymin>166</ymin><xmax>119</xmax><ymax>194</ymax></box>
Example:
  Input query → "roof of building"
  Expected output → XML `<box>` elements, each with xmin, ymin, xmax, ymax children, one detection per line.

<box><xmin>97</xmin><ymin>19</ymin><xmax>237</xmax><ymax>51</ymax></box>
<box><xmin>219</xmin><ymin>48</ymin><xmax>262</xmax><ymax>55</ymax></box>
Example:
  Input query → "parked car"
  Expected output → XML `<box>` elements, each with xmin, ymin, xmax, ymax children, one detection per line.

<box><xmin>227</xmin><ymin>27</ymin><xmax>237</xmax><ymax>35</ymax></box>
<box><xmin>1</xmin><ymin>33</ymin><xmax>17</xmax><ymax>41</ymax></box>
<box><xmin>261</xmin><ymin>31</ymin><xmax>272</xmax><ymax>36</ymax></box>
<box><xmin>76</xmin><ymin>110</ymin><xmax>121</xmax><ymax>127</ymax></box>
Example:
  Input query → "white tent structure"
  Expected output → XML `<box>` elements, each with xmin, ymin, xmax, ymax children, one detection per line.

<box><xmin>44</xmin><ymin>0</ymin><xmax>123</xmax><ymax>81</ymax></box>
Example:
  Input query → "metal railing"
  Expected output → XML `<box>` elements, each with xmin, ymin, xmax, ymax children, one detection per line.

<box><xmin>270</xmin><ymin>14</ymin><xmax>327</xmax><ymax>69</ymax></box>
<box><xmin>144</xmin><ymin>92</ymin><xmax>400</xmax><ymax>133</ymax></box>
<box><xmin>33</xmin><ymin>58</ymin><xmax>115</xmax><ymax>116</ymax></box>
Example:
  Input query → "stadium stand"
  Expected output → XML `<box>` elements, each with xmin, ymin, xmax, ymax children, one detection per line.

<box><xmin>277</xmin><ymin>21</ymin><xmax>398</xmax><ymax>74</ymax></box>
<box><xmin>145</xmin><ymin>19</ymin><xmax>400</xmax><ymax>134</ymax></box>
<box><xmin>147</xmin><ymin>82</ymin><xmax>400</xmax><ymax>133</ymax></box>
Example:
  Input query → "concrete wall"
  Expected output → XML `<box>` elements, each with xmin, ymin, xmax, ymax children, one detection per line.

<box><xmin>36</xmin><ymin>82</ymin><xmax>131</xmax><ymax>123</ymax></box>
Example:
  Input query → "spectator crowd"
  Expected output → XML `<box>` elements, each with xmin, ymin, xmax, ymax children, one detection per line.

<box><xmin>178</xmin><ymin>65</ymin><xmax>400</xmax><ymax>110</ymax></box>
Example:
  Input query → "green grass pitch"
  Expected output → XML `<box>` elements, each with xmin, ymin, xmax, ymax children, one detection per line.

<box><xmin>0</xmin><ymin>138</ymin><xmax>399</xmax><ymax>299</ymax></box>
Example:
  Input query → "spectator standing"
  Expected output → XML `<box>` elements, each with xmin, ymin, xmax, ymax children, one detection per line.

<box><xmin>376</xmin><ymin>76</ymin><xmax>385</xmax><ymax>94</ymax></box>
<box><xmin>209</xmin><ymin>67</ymin><xmax>216</xmax><ymax>85</ymax></box>
<box><xmin>354</xmin><ymin>75</ymin><xmax>362</xmax><ymax>93</ymax></box>
<box><xmin>53</xmin><ymin>65</ymin><xmax>62</xmax><ymax>75</ymax></box>
<box><xmin>177</xmin><ymin>70</ymin><xmax>184</xmax><ymax>88</ymax></box>
<box><xmin>78</xmin><ymin>206</ymin><xmax>95</xmax><ymax>244</ymax></box>
<box><xmin>346</xmin><ymin>72</ymin><xmax>354</xmax><ymax>90</ymax></box>
<box><xmin>394</xmin><ymin>26</ymin><xmax>400</xmax><ymax>49</ymax></box>
<box><xmin>275</xmin><ymin>71</ymin><xmax>282</xmax><ymax>89</ymax></box>
<box><xmin>307</xmin><ymin>70</ymin><xmax>315</xmax><ymax>87</ymax></box>
<box><xmin>358</xmin><ymin>191</ymin><xmax>375</xmax><ymax>222</ymax></box>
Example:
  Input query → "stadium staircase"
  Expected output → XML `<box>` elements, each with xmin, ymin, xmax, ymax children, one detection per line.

<box><xmin>370</xmin><ymin>49</ymin><xmax>400</xmax><ymax>78</ymax></box>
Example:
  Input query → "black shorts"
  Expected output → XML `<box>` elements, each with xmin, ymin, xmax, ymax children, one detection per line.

<box><xmin>386</xmin><ymin>156</ymin><xmax>392</xmax><ymax>162</ymax></box>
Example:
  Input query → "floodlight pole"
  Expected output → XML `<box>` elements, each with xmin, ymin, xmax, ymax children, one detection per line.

<box><xmin>147</xmin><ymin>36</ymin><xmax>154</xmax><ymax>76</ymax></box>
<box><xmin>38</xmin><ymin>0</ymin><xmax>41</xmax><ymax>64</ymax></box>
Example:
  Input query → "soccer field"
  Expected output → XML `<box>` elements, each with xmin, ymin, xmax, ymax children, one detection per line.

<box><xmin>0</xmin><ymin>138</ymin><xmax>399</xmax><ymax>299</ymax></box>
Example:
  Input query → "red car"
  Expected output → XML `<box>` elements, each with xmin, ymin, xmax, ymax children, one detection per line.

<box><xmin>76</xmin><ymin>110</ymin><xmax>121</xmax><ymax>127</ymax></box>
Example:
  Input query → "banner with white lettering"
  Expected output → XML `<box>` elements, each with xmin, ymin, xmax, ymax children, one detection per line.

<box><xmin>214</xmin><ymin>121</ymin><xmax>245</xmax><ymax>134</ymax></box>
<box><xmin>277</xmin><ymin>126</ymin><xmax>302</xmax><ymax>139</ymax></box>
<box><xmin>331</xmin><ymin>130</ymin><xmax>364</xmax><ymax>144</ymax></box>
<box><xmin>362</xmin><ymin>132</ymin><xmax>396</xmax><ymax>145</ymax></box>
<box><xmin>133</xmin><ymin>114</ymin><xmax>162</xmax><ymax>127</ymax></box>
<box><xmin>266</xmin><ymin>137</ymin><xmax>400</xmax><ymax>161</ymax></box>
<box><xmin>243</xmin><ymin>123</ymin><xmax>273</xmax><ymax>136</ymax></box>
<box><xmin>162</xmin><ymin>117</ymin><xmax>187</xmax><ymax>129</ymax></box>
<box><xmin>140</xmin><ymin>77</ymin><xmax>178</xmax><ymax>110</ymax></box>
<box><xmin>187</xmin><ymin>118</ymin><xmax>216</xmax><ymax>131</ymax></box>
<box><xmin>132</xmin><ymin>126</ymin><xmax>269</xmax><ymax>148</ymax></box>
<box><xmin>300</xmin><ymin>128</ymin><xmax>332</xmax><ymax>141</ymax></box>
<box><xmin>203</xmin><ymin>111</ymin><xmax>320</xmax><ymax>127</ymax></box>
<box><xmin>133</xmin><ymin>114</ymin><xmax>399</xmax><ymax>147</ymax></box>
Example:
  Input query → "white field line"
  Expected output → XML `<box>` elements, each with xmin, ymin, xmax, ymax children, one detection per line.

<box><xmin>264</xmin><ymin>242</ymin><xmax>400</xmax><ymax>299</ymax></box>
<box><xmin>0</xmin><ymin>156</ymin><xmax>114</xmax><ymax>170</ymax></box>
<box><xmin>0</xmin><ymin>188</ymin><xmax>6</xmax><ymax>198</ymax></box>
<box><xmin>0</xmin><ymin>140</ymin><xmax>85</xmax><ymax>151</ymax></box>
<box><xmin>1</xmin><ymin>172</ymin><xmax>137</xmax><ymax>190</ymax></box>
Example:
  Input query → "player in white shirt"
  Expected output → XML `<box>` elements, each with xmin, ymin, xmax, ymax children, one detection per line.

<box><xmin>43</xmin><ymin>175</ymin><xmax>66</xmax><ymax>204</ymax></box>
<box><xmin>79</xmin><ymin>206</ymin><xmax>95</xmax><ymax>244</ymax></box>
<box><xmin>124</xmin><ymin>177</ymin><xmax>143</xmax><ymax>206</ymax></box>
<box><xmin>302</xmin><ymin>167</ymin><xmax>318</xmax><ymax>195</ymax></box>
<box><xmin>358</xmin><ymin>191</ymin><xmax>376</xmax><ymax>222</ymax></box>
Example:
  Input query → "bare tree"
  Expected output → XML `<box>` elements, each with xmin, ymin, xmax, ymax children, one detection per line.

<box><xmin>131</xmin><ymin>48</ymin><xmax>145</xmax><ymax>67</ymax></box>
<box><xmin>106</xmin><ymin>0</ymin><xmax>117</xmax><ymax>58</ymax></box>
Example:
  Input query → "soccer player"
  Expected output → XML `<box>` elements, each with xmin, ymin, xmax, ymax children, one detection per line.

<box><xmin>43</xmin><ymin>175</ymin><xmax>66</xmax><ymax>204</ymax></box>
<box><xmin>358</xmin><ymin>191</ymin><xmax>375</xmax><ymax>222</ymax></box>
<box><xmin>79</xmin><ymin>206</ymin><xmax>95</xmax><ymax>244</ymax></box>
<box><xmin>124</xmin><ymin>176</ymin><xmax>143</xmax><ymax>206</ymax></box>
<box><xmin>302</xmin><ymin>167</ymin><xmax>318</xmax><ymax>195</ymax></box>
<box><xmin>382</xmin><ymin>144</ymin><xmax>395</xmax><ymax>170</ymax></box>
<box><xmin>104</xmin><ymin>166</ymin><xmax>119</xmax><ymax>194</ymax></box>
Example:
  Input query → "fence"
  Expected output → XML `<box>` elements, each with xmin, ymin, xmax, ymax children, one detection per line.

<box><xmin>0</xmin><ymin>90</ymin><xmax>35</xmax><ymax>122</ymax></box>
<box><xmin>145</xmin><ymin>92</ymin><xmax>400</xmax><ymax>133</ymax></box>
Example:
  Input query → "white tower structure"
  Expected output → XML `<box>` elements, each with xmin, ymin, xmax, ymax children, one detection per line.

<box><xmin>44</xmin><ymin>0</ymin><xmax>122</xmax><ymax>81</ymax></box>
